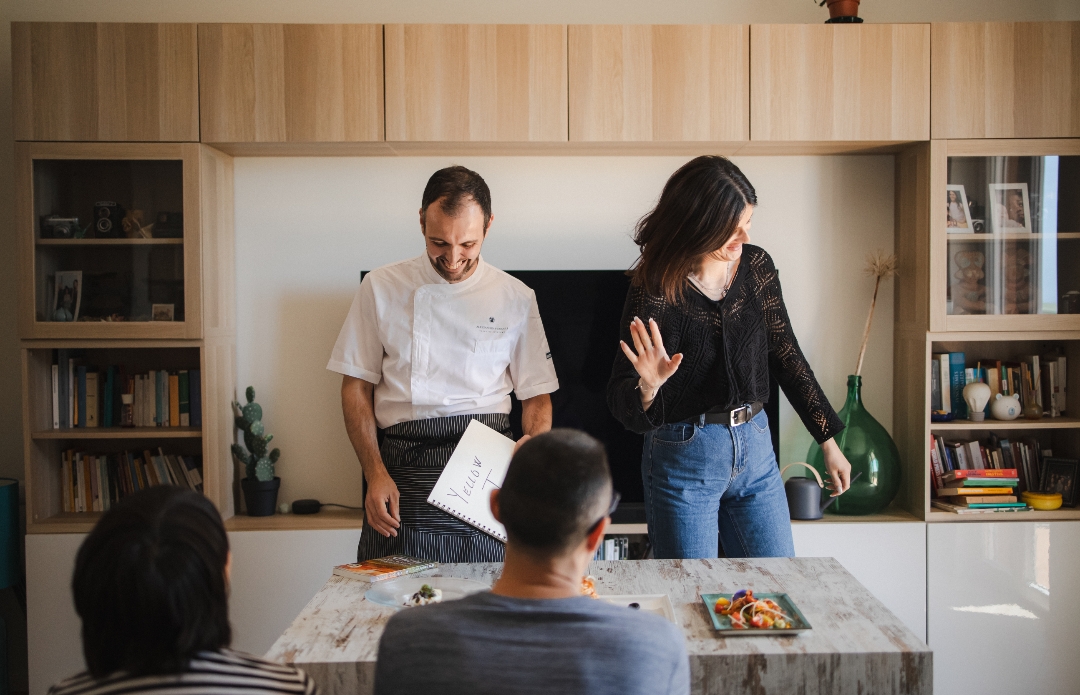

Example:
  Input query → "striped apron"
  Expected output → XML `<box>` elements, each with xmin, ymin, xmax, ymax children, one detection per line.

<box><xmin>356</xmin><ymin>413</ymin><xmax>510</xmax><ymax>564</ymax></box>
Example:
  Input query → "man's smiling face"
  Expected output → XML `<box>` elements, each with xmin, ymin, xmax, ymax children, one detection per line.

<box><xmin>421</xmin><ymin>196</ymin><xmax>490</xmax><ymax>283</ymax></box>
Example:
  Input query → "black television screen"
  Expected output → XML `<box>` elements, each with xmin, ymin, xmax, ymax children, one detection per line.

<box><xmin>507</xmin><ymin>270</ymin><xmax>781</xmax><ymax>509</ymax></box>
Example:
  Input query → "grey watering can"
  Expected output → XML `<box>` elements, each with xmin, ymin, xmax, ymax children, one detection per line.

<box><xmin>780</xmin><ymin>462</ymin><xmax>862</xmax><ymax>520</ymax></box>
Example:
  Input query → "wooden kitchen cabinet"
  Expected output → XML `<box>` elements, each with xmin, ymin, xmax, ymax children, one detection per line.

<box><xmin>750</xmin><ymin>23</ymin><xmax>930</xmax><ymax>141</ymax></box>
<box><xmin>384</xmin><ymin>24</ymin><xmax>568</xmax><ymax>142</ymax></box>
<box><xmin>931</xmin><ymin>22</ymin><xmax>1080</xmax><ymax>139</ymax></box>
<box><xmin>568</xmin><ymin>24</ymin><xmax>749</xmax><ymax>142</ymax></box>
<box><xmin>12</xmin><ymin>22</ymin><xmax>199</xmax><ymax>142</ymax></box>
<box><xmin>198</xmin><ymin>24</ymin><xmax>384</xmax><ymax>142</ymax></box>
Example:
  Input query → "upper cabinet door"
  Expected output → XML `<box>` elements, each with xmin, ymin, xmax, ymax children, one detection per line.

<box><xmin>12</xmin><ymin>22</ymin><xmax>199</xmax><ymax>142</ymax></box>
<box><xmin>750</xmin><ymin>24</ymin><xmax>930</xmax><ymax>141</ymax></box>
<box><xmin>198</xmin><ymin>24</ymin><xmax>384</xmax><ymax>142</ymax></box>
<box><xmin>384</xmin><ymin>24</ymin><xmax>567</xmax><ymax>142</ymax></box>
<box><xmin>568</xmin><ymin>25</ymin><xmax>749</xmax><ymax>142</ymax></box>
<box><xmin>931</xmin><ymin>22</ymin><xmax>1080</xmax><ymax>139</ymax></box>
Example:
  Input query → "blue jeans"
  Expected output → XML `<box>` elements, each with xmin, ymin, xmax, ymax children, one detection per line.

<box><xmin>642</xmin><ymin>408</ymin><xmax>795</xmax><ymax>559</ymax></box>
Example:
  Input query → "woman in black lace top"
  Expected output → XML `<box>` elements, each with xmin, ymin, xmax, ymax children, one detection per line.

<box><xmin>606</xmin><ymin>156</ymin><xmax>851</xmax><ymax>559</ymax></box>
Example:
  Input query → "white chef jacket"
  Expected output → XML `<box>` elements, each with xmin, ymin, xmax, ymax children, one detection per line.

<box><xmin>327</xmin><ymin>254</ymin><xmax>559</xmax><ymax>429</ymax></box>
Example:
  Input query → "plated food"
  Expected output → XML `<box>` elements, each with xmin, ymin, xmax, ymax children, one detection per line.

<box><xmin>700</xmin><ymin>590</ymin><xmax>811</xmax><ymax>635</ymax></box>
<box><xmin>581</xmin><ymin>575</ymin><xmax>599</xmax><ymax>599</ymax></box>
<box><xmin>406</xmin><ymin>584</ymin><xmax>443</xmax><ymax>606</ymax></box>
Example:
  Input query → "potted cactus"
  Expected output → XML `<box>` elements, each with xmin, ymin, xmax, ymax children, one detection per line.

<box><xmin>231</xmin><ymin>387</ymin><xmax>281</xmax><ymax>516</ymax></box>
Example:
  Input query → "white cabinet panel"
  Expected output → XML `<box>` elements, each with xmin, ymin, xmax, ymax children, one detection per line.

<box><xmin>792</xmin><ymin>521</ymin><xmax>926</xmax><ymax>641</ymax></box>
<box><xmin>928</xmin><ymin>521</ymin><xmax>1080</xmax><ymax>695</ymax></box>
<box><xmin>27</xmin><ymin>534</ymin><xmax>85</xmax><ymax>695</ymax></box>
<box><xmin>228</xmin><ymin>528</ymin><xmax>360</xmax><ymax>656</ymax></box>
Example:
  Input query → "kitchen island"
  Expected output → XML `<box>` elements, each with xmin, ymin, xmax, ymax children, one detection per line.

<box><xmin>265</xmin><ymin>557</ymin><xmax>931</xmax><ymax>695</ymax></box>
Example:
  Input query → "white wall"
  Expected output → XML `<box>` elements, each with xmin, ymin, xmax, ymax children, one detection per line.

<box><xmin>235</xmin><ymin>155</ymin><xmax>896</xmax><ymax>505</ymax></box>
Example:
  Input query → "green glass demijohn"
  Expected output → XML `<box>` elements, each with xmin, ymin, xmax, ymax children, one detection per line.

<box><xmin>807</xmin><ymin>375</ymin><xmax>901</xmax><ymax>515</ymax></box>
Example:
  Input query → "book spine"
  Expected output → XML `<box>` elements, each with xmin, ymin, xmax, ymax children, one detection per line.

<box><xmin>934</xmin><ymin>354</ymin><xmax>951</xmax><ymax>414</ymax></box>
<box><xmin>1059</xmin><ymin>356</ymin><xmax>1067</xmax><ymax>415</ymax></box>
<box><xmin>51</xmin><ymin>364</ymin><xmax>60</xmax><ymax>429</ymax></box>
<box><xmin>61</xmin><ymin>451</ymin><xmax>71</xmax><ymax>513</ymax></box>
<box><xmin>103</xmin><ymin>367</ymin><xmax>114</xmax><ymax>428</ymax></box>
<box><xmin>190</xmin><ymin>370</ymin><xmax>202</xmax><ymax>428</ymax></box>
<box><xmin>949</xmin><ymin>353</ymin><xmax>967</xmax><ymax>418</ymax></box>
<box><xmin>169</xmin><ymin>373</ymin><xmax>180</xmax><ymax>427</ymax></box>
<box><xmin>57</xmin><ymin>350</ymin><xmax>69</xmax><ymax>428</ymax></box>
<box><xmin>930</xmin><ymin>359</ymin><xmax>941</xmax><ymax>411</ymax></box>
<box><xmin>85</xmin><ymin>372</ymin><xmax>99</xmax><ymax>428</ymax></box>
<box><xmin>77</xmin><ymin>366</ymin><xmax>87</xmax><ymax>427</ymax></box>
<box><xmin>178</xmin><ymin>371</ymin><xmax>190</xmax><ymax>427</ymax></box>
<box><xmin>929</xmin><ymin>435</ymin><xmax>942</xmax><ymax>491</ymax></box>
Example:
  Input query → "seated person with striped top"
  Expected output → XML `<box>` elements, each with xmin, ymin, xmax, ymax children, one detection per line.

<box><xmin>374</xmin><ymin>429</ymin><xmax>690</xmax><ymax>695</ymax></box>
<box><xmin>49</xmin><ymin>486</ymin><xmax>318</xmax><ymax>695</ymax></box>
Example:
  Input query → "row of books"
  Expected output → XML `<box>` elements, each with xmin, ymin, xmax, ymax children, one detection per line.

<box><xmin>930</xmin><ymin>433</ymin><xmax>1045</xmax><ymax>494</ymax></box>
<box><xmin>593</xmin><ymin>536</ymin><xmax>630</xmax><ymax>561</ymax></box>
<box><xmin>931</xmin><ymin>351</ymin><xmax>1067</xmax><ymax>419</ymax></box>
<box><xmin>61</xmin><ymin>448</ymin><xmax>203</xmax><ymax>513</ymax></box>
<box><xmin>931</xmin><ymin>468</ymin><xmax>1025</xmax><ymax>512</ymax></box>
<box><xmin>52</xmin><ymin>350</ymin><xmax>202</xmax><ymax>429</ymax></box>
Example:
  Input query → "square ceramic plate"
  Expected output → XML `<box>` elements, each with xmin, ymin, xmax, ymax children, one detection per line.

<box><xmin>599</xmin><ymin>594</ymin><xmax>677</xmax><ymax>624</ymax></box>
<box><xmin>700</xmin><ymin>592</ymin><xmax>811</xmax><ymax>636</ymax></box>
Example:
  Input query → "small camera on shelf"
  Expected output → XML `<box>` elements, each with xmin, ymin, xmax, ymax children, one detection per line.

<box><xmin>40</xmin><ymin>215</ymin><xmax>81</xmax><ymax>239</ymax></box>
<box><xmin>94</xmin><ymin>201</ymin><xmax>124</xmax><ymax>238</ymax></box>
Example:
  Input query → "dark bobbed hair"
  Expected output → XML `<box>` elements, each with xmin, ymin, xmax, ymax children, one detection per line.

<box><xmin>420</xmin><ymin>165</ymin><xmax>493</xmax><ymax>231</ymax></box>
<box><xmin>630</xmin><ymin>155</ymin><xmax>757</xmax><ymax>303</ymax></box>
<box><xmin>73</xmin><ymin>486</ymin><xmax>231</xmax><ymax>678</ymax></box>
<box><xmin>498</xmin><ymin>429</ymin><xmax>612</xmax><ymax>555</ymax></box>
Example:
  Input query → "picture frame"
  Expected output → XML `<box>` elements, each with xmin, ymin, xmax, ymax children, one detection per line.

<box><xmin>151</xmin><ymin>303</ymin><xmax>175</xmax><ymax>321</ymax></box>
<box><xmin>945</xmin><ymin>185</ymin><xmax>973</xmax><ymax>232</ymax></box>
<box><xmin>52</xmin><ymin>271</ymin><xmax>82</xmax><ymax>322</ymax></box>
<box><xmin>1040</xmin><ymin>458</ymin><xmax>1079</xmax><ymax>507</ymax></box>
<box><xmin>988</xmin><ymin>183</ymin><xmax>1032</xmax><ymax>234</ymax></box>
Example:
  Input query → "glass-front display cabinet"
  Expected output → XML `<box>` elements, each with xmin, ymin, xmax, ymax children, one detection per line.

<box><xmin>935</xmin><ymin>140</ymin><xmax>1080</xmax><ymax>331</ymax></box>
<box><xmin>16</xmin><ymin>143</ymin><xmax>202</xmax><ymax>339</ymax></box>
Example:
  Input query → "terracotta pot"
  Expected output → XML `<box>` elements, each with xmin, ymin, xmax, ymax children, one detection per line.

<box><xmin>826</xmin><ymin>0</ymin><xmax>861</xmax><ymax>19</ymax></box>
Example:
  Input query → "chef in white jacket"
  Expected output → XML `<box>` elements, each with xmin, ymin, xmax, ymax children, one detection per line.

<box><xmin>327</xmin><ymin>166</ymin><xmax>559</xmax><ymax>563</ymax></box>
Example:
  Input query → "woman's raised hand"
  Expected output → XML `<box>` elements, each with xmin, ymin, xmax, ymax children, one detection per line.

<box><xmin>620</xmin><ymin>317</ymin><xmax>683</xmax><ymax>392</ymax></box>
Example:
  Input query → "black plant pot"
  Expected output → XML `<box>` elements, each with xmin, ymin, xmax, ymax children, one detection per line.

<box><xmin>241</xmin><ymin>476</ymin><xmax>280</xmax><ymax>517</ymax></box>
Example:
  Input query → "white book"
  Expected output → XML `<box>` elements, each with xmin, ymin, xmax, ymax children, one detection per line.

<box><xmin>51</xmin><ymin>364</ymin><xmax>60</xmax><ymax>429</ymax></box>
<box><xmin>427</xmin><ymin>419</ymin><xmax>516</xmax><ymax>542</ymax></box>
<box><xmin>933</xmin><ymin>353</ymin><xmax>951</xmax><ymax>414</ymax></box>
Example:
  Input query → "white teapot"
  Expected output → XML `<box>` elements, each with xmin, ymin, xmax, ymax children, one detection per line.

<box><xmin>990</xmin><ymin>393</ymin><xmax>1021</xmax><ymax>421</ymax></box>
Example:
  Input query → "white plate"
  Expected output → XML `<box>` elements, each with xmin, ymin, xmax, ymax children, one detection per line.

<box><xmin>365</xmin><ymin>577</ymin><xmax>491</xmax><ymax>609</ymax></box>
<box><xmin>600</xmin><ymin>594</ymin><xmax>678</xmax><ymax>624</ymax></box>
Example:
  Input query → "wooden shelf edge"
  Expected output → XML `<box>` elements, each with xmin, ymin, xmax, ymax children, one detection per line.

<box><xmin>928</xmin><ymin>508</ymin><xmax>1080</xmax><ymax>523</ymax></box>
<box><xmin>930</xmin><ymin>417</ymin><xmax>1080</xmax><ymax>431</ymax></box>
<box><xmin>225</xmin><ymin>509</ymin><xmax>366</xmax><ymax>532</ymax></box>
<box><xmin>205</xmin><ymin>139</ymin><xmax>917</xmax><ymax>158</ymax></box>
<box><xmin>32</xmin><ymin>427</ymin><xmax>202</xmax><ymax>439</ymax></box>
<box><xmin>607</xmin><ymin>523</ymin><xmax>648</xmax><ymax>535</ymax></box>
<box><xmin>793</xmin><ymin>507</ymin><xmax>923</xmax><ymax>524</ymax></box>
<box><xmin>36</xmin><ymin>238</ymin><xmax>184</xmax><ymax>245</ymax></box>
<box><xmin>28</xmin><ymin>512</ymin><xmax>102</xmax><ymax>535</ymax></box>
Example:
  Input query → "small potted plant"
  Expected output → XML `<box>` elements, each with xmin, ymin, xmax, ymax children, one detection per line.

<box><xmin>231</xmin><ymin>387</ymin><xmax>281</xmax><ymax>516</ymax></box>
<box><xmin>818</xmin><ymin>0</ymin><xmax>863</xmax><ymax>23</ymax></box>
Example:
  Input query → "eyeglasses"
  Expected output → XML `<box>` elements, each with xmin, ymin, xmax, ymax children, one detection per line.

<box><xmin>587</xmin><ymin>491</ymin><xmax>621</xmax><ymax>535</ymax></box>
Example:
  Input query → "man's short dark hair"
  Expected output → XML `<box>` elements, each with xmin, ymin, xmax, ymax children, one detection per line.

<box><xmin>498</xmin><ymin>429</ymin><xmax>612</xmax><ymax>554</ymax></box>
<box><xmin>73</xmin><ymin>486</ymin><xmax>231</xmax><ymax>678</ymax></box>
<box><xmin>420</xmin><ymin>165</ymin><xmax>492</xmax><ymax>230</ymax></box>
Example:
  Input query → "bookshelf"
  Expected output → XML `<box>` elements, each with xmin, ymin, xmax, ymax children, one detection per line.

<box><xmin>17</xmin><ymin>143</ymin><xmax>237</xmax><ymax>533</ymax></box>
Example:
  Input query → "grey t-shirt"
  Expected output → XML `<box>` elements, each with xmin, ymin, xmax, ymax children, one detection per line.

<box><xmin>374</xmin><ymin>591</ymin><xmax>690</xmax><ymax>695</ymax></box>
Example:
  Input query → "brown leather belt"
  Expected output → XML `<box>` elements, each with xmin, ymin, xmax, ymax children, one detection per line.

<box><xmin>685</xmin><ymin>402</ymin><xmax>763</xmax><ymax>427</ymax></box>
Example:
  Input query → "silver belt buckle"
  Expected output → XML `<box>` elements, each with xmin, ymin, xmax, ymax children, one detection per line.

<box><xmin>730</xmin><ymin>404</ymin><xmax>752</xmax><ymax>427</ymax></box>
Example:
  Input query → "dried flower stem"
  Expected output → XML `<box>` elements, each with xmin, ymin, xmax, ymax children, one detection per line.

<box><xmin>855</xmin><ymin>250</ymin><xmax>898</xmax><ymax>377</ymax></box>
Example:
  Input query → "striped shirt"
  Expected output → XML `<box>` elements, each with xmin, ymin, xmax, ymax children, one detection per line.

<box><xmin>48</xmin><ymin>649</ymin><xmax>318</xmax><ymax>695</ymax></box>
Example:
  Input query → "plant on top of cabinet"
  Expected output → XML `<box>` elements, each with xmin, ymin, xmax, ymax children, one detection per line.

<box><xmin>232</xmin><ymin>387</ymin><xmax>281</xmax><ymax>517</ymax></box>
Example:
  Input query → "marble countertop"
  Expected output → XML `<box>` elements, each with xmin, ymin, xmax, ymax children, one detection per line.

<box><xmin>266</xmin><ymin>558</ymin><xmax>931</xmax><ymax>695</ymax></box>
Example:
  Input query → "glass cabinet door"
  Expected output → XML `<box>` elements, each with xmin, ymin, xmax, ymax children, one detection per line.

<box><xmin>945</xmin><ymin>154</ymin><xmax>1079</xmax><ymax>318</ymax></box>
<box><xmin>32</xmin><ymin>157</ymin><xmax>189</xmax><ymax>333</ymax></box>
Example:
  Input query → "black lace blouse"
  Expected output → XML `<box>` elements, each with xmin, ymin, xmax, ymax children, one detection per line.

<box><xmin>605</xmin><ymin>244</ymin><xmax>844</xmax><ymax>444</ymax></box>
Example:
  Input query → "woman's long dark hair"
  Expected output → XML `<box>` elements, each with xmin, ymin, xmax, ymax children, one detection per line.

<box><xmin>73</xmin><ymin>486</ymin><xmax>231</xmax><ymax>678</ymax></box>
<box><xmin>630</xmin><ymin>155</ymin><xmax>757</xmax><ymax>303</ymax></box>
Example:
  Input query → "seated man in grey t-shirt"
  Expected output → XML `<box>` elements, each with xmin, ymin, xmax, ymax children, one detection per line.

<box><xmin>374</xmin><ymin>428</ymin><xmax>690</xmax><ymax>695</ymax></box>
